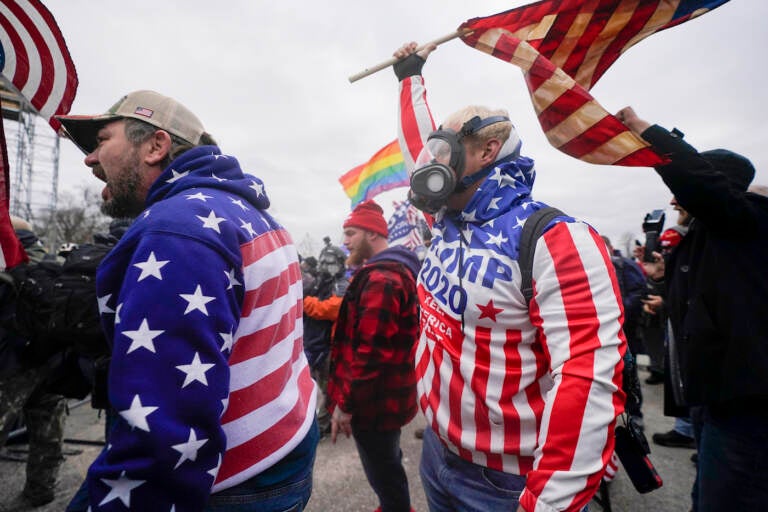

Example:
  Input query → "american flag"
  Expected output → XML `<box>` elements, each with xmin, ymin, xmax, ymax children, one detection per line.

<box><xmin>0</xmin><ymin>0</ymin><xmax>79</xmax><ymax>269</ymax></box>
<box><xmin>134</xmin><ymin>106</ymin><xmax>154</xmax><ymax>118</ymax></box>
<box><xmin>459</xmin><ymin>0</ymin><xmax>729</xmax><ymax>166</ymax></box>
<box><xmin>0</xmin><ymin>0</ymin><xmax>78</xmax><ymax>131</ymax></box>
<box><xmin>387</xmin><ymin>199</ymin><xmax>427</xmax><ymax>251</ymax></box>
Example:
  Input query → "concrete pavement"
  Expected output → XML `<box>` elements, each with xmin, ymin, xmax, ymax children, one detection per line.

<box><xmin>1</xmin><ymin>366</ymin><xmax>697</xmax><ymax>511</ymax></box>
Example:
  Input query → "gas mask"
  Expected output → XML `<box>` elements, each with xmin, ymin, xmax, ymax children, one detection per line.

<box><xmin>409</xmin><ymin>115</ymin><xmax>511</xmax><ymax>214</ymax></box>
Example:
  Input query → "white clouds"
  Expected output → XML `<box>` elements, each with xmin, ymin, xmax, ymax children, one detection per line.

<box><xmin>48</xmin><ymin>1</ymin><xmax>768</xmax><ymax>252</ymax></box>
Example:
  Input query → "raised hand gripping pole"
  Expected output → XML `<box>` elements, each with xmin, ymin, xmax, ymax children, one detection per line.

<box><xmin>347</xmin><ymin>29</ymin><xmax>472</xmax><ymax>83</ymax></box>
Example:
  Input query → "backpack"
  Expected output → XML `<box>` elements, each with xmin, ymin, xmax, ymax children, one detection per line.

<box><xmin>4</xmin><ymin>242</ymin><xmax>113</xmax><ymax>364</ymax></box>
<box><xmin>518</xmin><ymin>206</ymin><xmax>565</xmax><ymax>304</ymax></box>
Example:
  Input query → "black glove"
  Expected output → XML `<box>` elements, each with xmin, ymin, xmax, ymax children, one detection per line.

<box><xmin>393</xmin><ymin>53</ymin><xmax>426</xmax><ymax>81</ymax></box>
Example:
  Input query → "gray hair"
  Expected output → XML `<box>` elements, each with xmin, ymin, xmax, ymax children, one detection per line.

<box><xmin>123</xmin><ymin>118</ymin><xmax>217</xmax><ymax>168</ymax></box>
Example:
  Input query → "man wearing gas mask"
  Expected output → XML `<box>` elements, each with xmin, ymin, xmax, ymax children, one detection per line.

<box><xmin>392</xmin><ymin>43</ymin><xmax>626</xmax><ymax>512</ymax></box>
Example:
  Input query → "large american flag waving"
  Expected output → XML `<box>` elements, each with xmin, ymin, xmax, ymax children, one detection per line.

<box><xmin>0</xmin><ymin>0</ymin><xmax>78</xmax><ymax>269</ymax></box>
<box><xmin>459</xmin><ymin>0</ymin><xmax>729</xmax><ymax>166</ymax></box>
<box><xmin>0</xmin><ymin>0</ymin><xmax>78</xmax><ymax>131</ymax></box>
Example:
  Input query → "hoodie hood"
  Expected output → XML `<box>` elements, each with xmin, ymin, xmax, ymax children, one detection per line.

<box><xmin>146</xmin><ymin>145</ymin><xmax>270</xmax><ymax>210</ymax></box>
<box><xmin>440</xmin><ymin>154</ymin><xmax>537</xmax><ymax>225</ymax></box>
<box><xmin>367</xmin><ymin>245</ymin><xmax>421</xmax><ymax>279</ymax></box>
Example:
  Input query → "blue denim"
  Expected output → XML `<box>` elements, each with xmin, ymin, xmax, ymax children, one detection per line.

<box><xmin>205</xmin><ymin>470</ymin><xmax>313</xmax><ymax>512</ymax></box>
<box><xmin>420</xmin><ymin>426</ymin><xmax>527</xmax><ymax>512</ymax></box>
<box><xmin>692</xmin><ymin>406</ymin><xmax>768</xmax><ymax>512</ymax></box>
<box><xmin>352</xmin><ymin>425</ymin><xmax>411</xmax><ymax>512</ymax></box>
<box><xmin>205</xmin><ymin>420</ymin><xmax>318</xmax><ymax>512</ymax></box>
<box><xmin>673</xmin><ymin>416</ymin><xmax>694</xmax><ymax>438</ymax></box>
<box><xmin>420</xmin><ymin>427</ymin><xmax>589</xmax><ymax>512</ymax></box>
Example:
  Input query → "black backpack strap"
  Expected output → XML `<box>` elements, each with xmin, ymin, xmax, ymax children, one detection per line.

<box><xmin>519</xmin><ymin>207</ymin><xmax>566</xmax><ymax>305</ymax></box>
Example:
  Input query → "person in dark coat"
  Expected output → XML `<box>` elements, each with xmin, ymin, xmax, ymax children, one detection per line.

<box><xmin>619</xmin><ymin>106</ymin><xmax>768</xmax><ymax>512</ymax></box>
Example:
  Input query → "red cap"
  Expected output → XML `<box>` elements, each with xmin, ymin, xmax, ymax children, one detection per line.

<box><xmin>343</xmin><ymin>200</ymin><xmax>388</xmax><ymax>237</ymax></box>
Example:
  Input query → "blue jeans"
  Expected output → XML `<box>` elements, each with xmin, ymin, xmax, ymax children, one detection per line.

<box><xmin>673</xmin><ymin>415</ymin><xmax>694</xmax><ymax>438</ymax></box>
<box><xmin>692</xmin><ymin>406</ymin><xmax>768</xmax><ymax>512</ymax></box>
<box><xmin>420</xmin><ymin>427</ymin><xmax>527</xmax><ymax>512</ymax></box>
<box><xmin>205</xmin><ymin>470</ymin><xmax>313</xmax><ymax>512</ymax></box>
<box><xmin>352</xmin><ymin>425</ymin><xmax>411</xmax><ymax>512</ymax></box>
<box><xmin>420</xmin><ymin>428</ymin><xmax>588</xmax><ymax>512</ymax></box>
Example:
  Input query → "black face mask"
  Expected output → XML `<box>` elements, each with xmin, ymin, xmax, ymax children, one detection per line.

<box><xmin>409</xmin><ymin>115</ymin><xmax>510</xmax><ymax>214</ymax></box>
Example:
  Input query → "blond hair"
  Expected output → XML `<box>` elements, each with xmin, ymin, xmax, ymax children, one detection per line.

<box><xmin>442</xmin><ymin>106</ymin><xmax>512</xmax><ymax>149</ymax></box>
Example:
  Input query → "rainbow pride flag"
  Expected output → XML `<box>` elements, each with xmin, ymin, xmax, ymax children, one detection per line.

<box><xmin>339</xmin><ymin>139</ymin><xmax>409</xmax><ymax>208</ymax></box>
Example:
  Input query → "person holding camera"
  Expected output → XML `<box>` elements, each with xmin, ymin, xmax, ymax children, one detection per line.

<box><xmin>619</xmin><ymin>106</ymin><xmax>768</xmax><ymax>512</ymax></box>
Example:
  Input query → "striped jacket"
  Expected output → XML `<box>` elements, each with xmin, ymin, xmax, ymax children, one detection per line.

<box><xmin>87</xmin><ymin>146</ymin><xmax>316</xmax><ymax>511</ymax></box>
<box><xmin>399</xmin><ymin>75</ymin><xmax>626</xmax><ymax>512</ymax></box>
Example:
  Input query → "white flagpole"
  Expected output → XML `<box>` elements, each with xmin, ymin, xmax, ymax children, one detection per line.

<box><xmin>348</xmin><ymin>29</ymin><xmax>472</xmax><ymax>83</ymax></box>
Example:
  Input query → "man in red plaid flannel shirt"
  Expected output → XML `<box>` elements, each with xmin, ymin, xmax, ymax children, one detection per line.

<box><xmin>327</xmin><ymin>200</ymin><xmax>420</xmax><ymax>512</ymax></box>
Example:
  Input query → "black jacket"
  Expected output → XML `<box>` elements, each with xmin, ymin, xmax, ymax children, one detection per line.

<box><xmin>643</xmin><ymin>125</ymin><xmax>768</xmax><ymax>413</ymax></box>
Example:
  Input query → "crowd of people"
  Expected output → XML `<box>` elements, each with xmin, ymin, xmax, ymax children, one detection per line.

<box><xmin>0</xmin><ymin>38</ymin><xmax>765</xmax><ymax>512</ymax></box>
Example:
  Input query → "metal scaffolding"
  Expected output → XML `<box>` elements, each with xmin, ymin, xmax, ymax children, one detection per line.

<box><xmin>1</xmin><ymin>83</ymin><xmax>61</xmax><ymax>249</ymax></box>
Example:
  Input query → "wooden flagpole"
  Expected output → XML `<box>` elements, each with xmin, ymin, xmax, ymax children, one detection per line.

<box><xmin>348</xmin><ymin>29</ymin><xmax>472</xmax><ymax>83</ymax></box>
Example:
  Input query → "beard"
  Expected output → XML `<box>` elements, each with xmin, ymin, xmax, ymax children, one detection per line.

<box><xmin>100</xmin><ymin>150</ymin><xmax>146</xmax><ymax>219</ymax></box>
<box><xmin>346</xmin><ymin>237</ymin><xmax>373</xmax><ymax>267</ymax></box>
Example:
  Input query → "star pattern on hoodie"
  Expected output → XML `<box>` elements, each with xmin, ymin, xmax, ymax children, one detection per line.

<box><xmin>119</xmin><ymin>395</ymin><xmax>158</xmax><ymax>432</ymax></box>
<box><xmin>99</xmin><ymin>471</ymin><xmax>145</xmax><ymax>507</ymax></box>
<box><xmin>197</xmin><ymin>210</ymin><xmax>226</xmax><ymax>234</ymax></box>
<box><xmin>179</xmin><ymin>285</ymin><xmax>215</xmax><ymax>315</ymax></box>
<box><xmin>224</xmin><ymin>268</ymin><xmax>241</xmax><ymax>290</ymax></box>
<box><xmin>98</xmin><ymin>294</ymin><xmax>115</xmax><ymax>315</ymax></box>
<box><xmin>86</xmin><ymin>148</ymin><xmax>312</xmax><ymax>510</ymax></box>
<box><xmin>166</xmin><ymin>169</ymin><xmax>190</xmax><ymax>183</ymax></box>
<box><xmin>134</xmin><ymin>251</ymin><xmax>170</xmax><ymax>281</ymax></box>
<box><xmin>172</xmin><ymin>428</ymin><xmax>208</xmax><ymax>469</ymax></box>
<box><xmin>230</xmin><ymin>197</ymin><xmax>249</xmax><ymax>211</ymax></box>
<box><xmin>123</xmin><ymin>318</ymin><xmax>165</xmax><ymax>354</ymax></box>
<box><xmin>186</xmin><ymin>192</ymin><xmax>212</xmax><ymax>202</ymax></box>
<box><xmin>176</xmin><ymin>352</ymin><xmax>215</xmax><ymax>388</ymax></box>
<box><xmin>477</xmin><ymin>299</ymin><xmax>504</xmax><ymax>322</ymax></box>
<box><xmin>486</xmin><ymin>230</ymin><xmax>508</xmax><ymax>248</ymax></box>
<box><xmin>249</xmin><ymin>180</ymin><xmax>264</xmax><ymax>196</ymax></box>
<box><xmin>218</xmin><ymin>330</ymin><xmax>234</xmax><ymax>353</ymax></box>
<box><xmin>239</xmin><ymin>218</ymin><xmax>257</xmax><ymax>238</ymax></box>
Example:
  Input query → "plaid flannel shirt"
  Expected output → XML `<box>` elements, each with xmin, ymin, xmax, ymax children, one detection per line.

<box><xmin>327</xmin><ymin>260</ymin><xmax>418</xmax><ymax>431</ymax></box>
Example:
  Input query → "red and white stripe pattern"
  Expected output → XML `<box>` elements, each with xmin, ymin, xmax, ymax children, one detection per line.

<box><xmin>459</xmin><ymin>0</ymin><xmax>728</xmax><ymax>166</ymax></box>
<box><xmin>398</xmin><ymin>75</ymin><xmax>436</xmax><ymax>171</ymax></box>
<box><xmin>0</xmin><ymin>0</ymin><xmax>78</xmax><ymax>131</ymax></box>
<box><xmin>416</xmin><ymin>221</ymin><xmax>626</xmax><ymax>511</ymax></box>
<box><xmin>213</xmin><ymin>228</ymin><xmax>316</xmax><ymax>491</ymax></box>
<box><xmin>603</xmin><ymin>451</ymin><xmax>620</xmax><ymax>482</ymax></box>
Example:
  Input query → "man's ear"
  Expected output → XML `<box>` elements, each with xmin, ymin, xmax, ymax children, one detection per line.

<box><xmin>143</xmin><ymin>130</ymin><xmax>173</xmax><ymax>166</ymax></box>
<box><xmin>480</xmin><ymin>138</ymin><xmax>502</xmax><ymax>165</ymax></box>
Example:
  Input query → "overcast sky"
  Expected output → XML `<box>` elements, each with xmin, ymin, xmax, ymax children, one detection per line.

<box><xmin>41</xmin><ymin>0</ymin><xmax>767</xmax><ymax>256</ymax></box>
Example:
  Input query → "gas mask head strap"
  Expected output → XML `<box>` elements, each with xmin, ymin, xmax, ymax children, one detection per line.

<box><xmin>453</xmin><ymin>115</ymin><xmax>511</xmax><ymax>191</ymax></box>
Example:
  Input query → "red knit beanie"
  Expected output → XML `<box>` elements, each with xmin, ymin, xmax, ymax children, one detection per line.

<box><xmin>343</xmin><ymin>200</ymin><xmax>388</xmax><ymax>237</ymax></box>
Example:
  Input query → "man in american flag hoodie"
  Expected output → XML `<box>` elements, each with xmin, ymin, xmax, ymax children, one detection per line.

<box><xmin>55</xmin><ymin>90</ymin><xmax>318</xmax><ymax>511</ymax></box>
<box><xmin>392</xmin><ymin>43</ymin><xmax>626</xmax><ymax>512</ymax></box>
